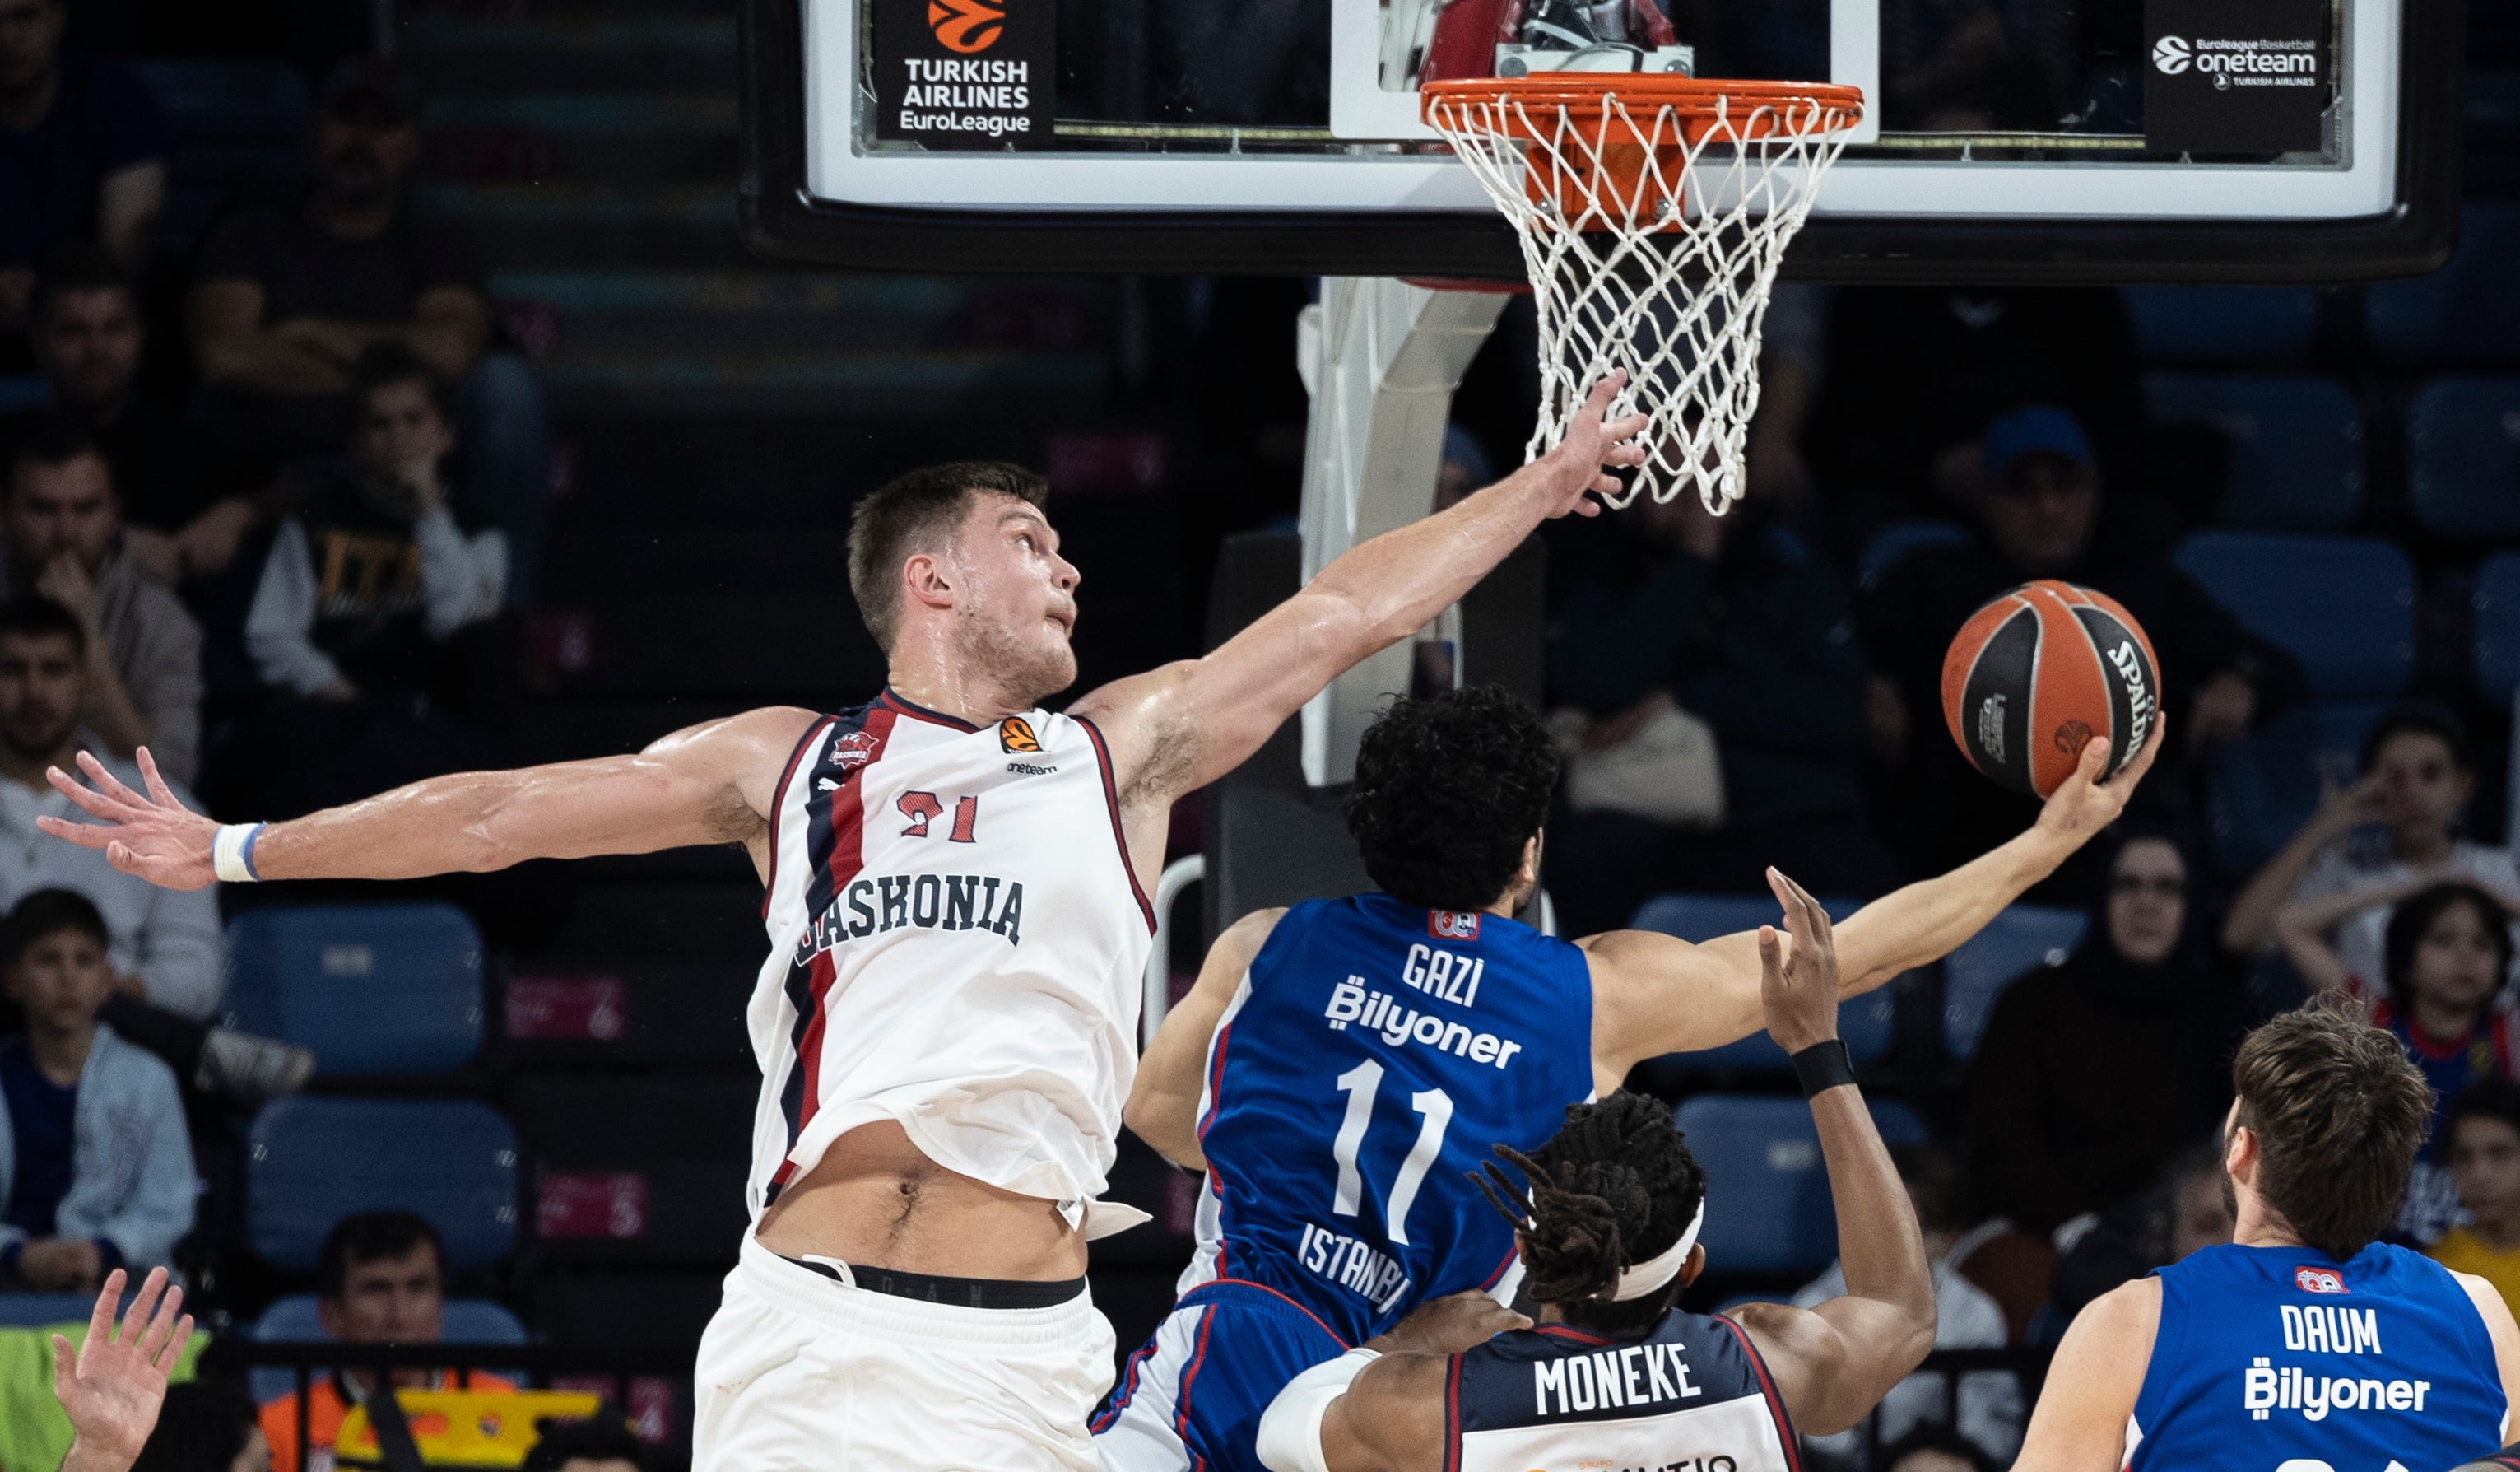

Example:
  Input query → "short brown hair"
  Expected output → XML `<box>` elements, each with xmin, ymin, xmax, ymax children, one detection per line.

<box><xmin>844</xmin><ymin>462</ymin><xmax>1048</xmax><ymax>649</ymax></box>
<box><xmin>2231</xmin><ymin>1003</ymin><xmax>2434</xmax><ymax>1260</ymax></box>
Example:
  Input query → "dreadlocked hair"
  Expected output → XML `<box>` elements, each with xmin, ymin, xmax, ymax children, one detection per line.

<box><xmin>1475</xmin><ymin>1092</ymin><xmax>1708</xmax><ymax>1333</ymax></box>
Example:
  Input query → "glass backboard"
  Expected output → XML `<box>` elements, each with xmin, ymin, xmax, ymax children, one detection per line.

<box><xmin>738</xmin><ymin>0</ymin><xmax>2460</xmax><ymax>280</ymax></box>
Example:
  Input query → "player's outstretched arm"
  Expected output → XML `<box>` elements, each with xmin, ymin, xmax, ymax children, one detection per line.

<box><xmin>2007</xmin><ymin>1278</ymin><xmax>2160</xmax><ymax>1472</ymax></box>
<box><xmin>1257</xmin><ymin>1293</ymin><xmax>1528</xmax><ymax>1472</ymax></box>
<box><xmin>1584</xmin><ymin>721</ymin><xmax>2163</xmax><ymax>1071</ymax></box>
<box><xmin>1072</xmin><ymin>375</ymin><xmax>1647</xmax><ymax>809</ymax></box>
<box><xmin>37</xmin><ymin>707</ymin><xmax>821</xmax><ymax>889</ymax></box>
<box><xmin>1723</xmin><ymin>874</ymin><xmax>1937</xmax><ymax>1436</ymax></box>
<box><xmin>1126</xmin><ymin>906</ymin><xmax>1285</xmax><ymax>1170</ymax></box>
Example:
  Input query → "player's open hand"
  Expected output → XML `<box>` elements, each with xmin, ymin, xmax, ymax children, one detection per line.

<box><xmin>1758</xmin><ymin>867</ymin><xmax>1839</xmax><ymax>1055</ymax></box>
<box><xmin>35</xmin><ymin>748</ymin><xmax>219</xmax><ymax>892</ymax></box>
<box><xmin>53</xmin><ymin>1269</ymin><xmax>193</xmax><ymax>1472</ymax></box>
<box><xmin>1529</xmin><ymin>372</ymin><xmax>1651</xmax><ymax>518</ymax></box>
<box><xmin>1367</xmin><ymin>1291</ymin><xmax>1532</xmax><ymax>1358</ymax></box>
<box><xmin>2030</xmin><ymin>712</ymin><xmax>2168</xmax><ymax>856</ymax></box>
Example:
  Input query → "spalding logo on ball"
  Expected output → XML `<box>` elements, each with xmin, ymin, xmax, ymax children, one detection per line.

<box><xmin>1941</xmin><ymin>580</ymin><xmax>2160</xmax><ymax>799</ymax></box>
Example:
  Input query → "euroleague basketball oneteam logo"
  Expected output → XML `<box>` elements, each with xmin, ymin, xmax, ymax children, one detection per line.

<box><xmin>998</xmin><ymin>715</ymin><xmax>1042</xmax><ymax>753</ymax></box>
<box><xmin>2153</xmin><ymin>35</ymin><xmax>2192</xmax><ymax>73</ymax></box>
<box><xmin>928</xmin><ymin>0</ymin><xmax>1004</xmax><ymax>52</ymax></box>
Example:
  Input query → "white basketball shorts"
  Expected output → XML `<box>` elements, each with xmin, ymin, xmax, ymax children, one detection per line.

<box><xmin>693</xmin><ymin>1237</ymin><xmax>1117</xmax><ymax>1471</ymax></box>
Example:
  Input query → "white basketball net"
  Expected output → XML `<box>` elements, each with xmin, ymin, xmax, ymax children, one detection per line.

<box><xmin>1425</xmin><ymin>84</ymin><xmax>1859</xmax><ymax>512</ymax></box>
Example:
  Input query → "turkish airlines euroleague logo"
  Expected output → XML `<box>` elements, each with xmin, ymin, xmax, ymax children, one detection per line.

<box><xmin>998</xmin><ymin>716</ymin><xmax>1041</xmax><ymax>753</ymax></box>
<box><xmin>928</xmin><ymin>0</ymin><xmax>1003</xmax><ymax>52</ymax></box>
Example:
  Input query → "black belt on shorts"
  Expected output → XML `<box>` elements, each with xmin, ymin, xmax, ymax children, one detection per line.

<box><xmin>786</xmin><ymin>1255</ymin><xmax>1086</xmax><ymax>1310</ymax></box>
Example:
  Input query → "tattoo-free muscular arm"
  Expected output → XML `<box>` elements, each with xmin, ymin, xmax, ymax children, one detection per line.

<box><xmin>39</xmin><ymin>707</ymin><xmax>819</xmax><ymax>890</ymax></box>
<box><xmin>2009</xmin><ymin>1278</ymin><xmax>2160</xmax><ymax>1472</ymax></box>
<box><xmin>2452</xmin><ymin>1269</ymin><xmax>2520</xmax><ymax>1428</ymax></box>
<box><xmin>1071</xmin><ymin>378</ymin><xmax>1644</xmax><ymax>817</ymax></box>
<box><xmin>1124</xmin><ymin>908</ymin><xmax>1284</xmax><ymax>1171</ymax></box>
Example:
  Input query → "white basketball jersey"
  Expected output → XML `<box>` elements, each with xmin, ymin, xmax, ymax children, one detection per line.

<box><xmin>745</xmin><ymin>689</ymin><xmax>1156</xmax><ymax>1218</ymax></box>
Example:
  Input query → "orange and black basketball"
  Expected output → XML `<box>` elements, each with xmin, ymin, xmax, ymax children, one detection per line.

<box><xmin>1941</xmin><ymin>580</ymin><xmax>2160</xmax><ymax>799</ymax></box>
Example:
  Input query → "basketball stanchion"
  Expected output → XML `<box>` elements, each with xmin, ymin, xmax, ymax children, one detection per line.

<box><xmin>1421</xmin><ymin>73</ymin><xmax>1862</xmax><ymax>513</ymax></box>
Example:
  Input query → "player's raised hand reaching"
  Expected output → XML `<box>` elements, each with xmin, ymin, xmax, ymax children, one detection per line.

<box><xmin>2032</xmin><ymin>712</ymin><xmax>2169</xmax><ymax>855</ymax></box>
<box><xmin>35</xmin><ymin>748</ymin><xmax>218</xmax><ymax>892</ymax></box>
<box><xmin>1528</xmin><ymin>372</ymin><xmax>1651</xmax><ymax>517</ymax></box>
<box><xmin>1758</xmin><ymin>866</ymin><xmax>1840</xmax><ymax>1055</ymax></box>
<box><xmin>53</xmin><ymin>1268</ymin><xmax>194</xmax><ymax>1472</ymax></box>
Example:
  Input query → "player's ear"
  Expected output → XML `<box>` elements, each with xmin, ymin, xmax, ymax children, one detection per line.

<box><xmin>1676</xmin><ymin>1241</ymin><xmax>1706</xmax><ymax>1288</ymax></box>
<box><xmin>901</xmin><ymin>547</ymin><xmax>957</xmax><ymax>616</ymax></box>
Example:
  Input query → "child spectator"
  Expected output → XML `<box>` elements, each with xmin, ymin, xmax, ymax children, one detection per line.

<box><xmin>0</xmin><ymin>420</ymin><xmax>201</xmax><ymax>781</ymax></box>
<box><xmin>188</xmin><ymin>57</ymin><xmax>549</xmax><ymax>605</ymax></box>
<box><xmin>0</xmin><ymin>887</ymin><xmax>193</xmax><ymax>1290</ymax></box>
<box><xmin>0</xmin><ymin>0</ymin><xmax>166</xmax><ymax>343</ymax></box>
<box><xmin>2429</xmin><ymin>1080</ymin><xmax>2520</xmax><ymax>1320</ymax></box>
<box><xmin>1965</xmin><ymin>827</ymin><xmax>2260</xmax><ymax>1235</ymax></box>
<box><xmin>519</xmin><ymin>1412</ymin><xmax>649</xmax><ymax>1472</ymax></box>
<box><xmin>2227</xmin><ymin>703</ymin><xmax>2518</xmax><ymax>985</ymax></box>
<box><xmin>2276</xmin><ymin>879</ymin><xmax>2517</xmax><ymax>1240</ymax></box>
<box><xmin>258</xmin><ymin>1211</ymin><xmax>514</xmax><ymax>1472</ymax></box>
<box><xmin>2049</xmin><ymin>1139</ymin><xmax>2234</xmax><ymax>1322</ymax></box>
<box><xmin>28</xmin><ymin>246</ymin><xmax>267</xmax><ymax>585</ymax></box>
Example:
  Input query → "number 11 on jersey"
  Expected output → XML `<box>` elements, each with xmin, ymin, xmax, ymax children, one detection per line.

<box><xmin>1331</xmin><ymin>1060</ymin><xmax>1456</xmax><ymax>1246</ymax></box>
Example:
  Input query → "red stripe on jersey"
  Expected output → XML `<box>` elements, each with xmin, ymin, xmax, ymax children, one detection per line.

<box><xmin>1073</xmin><ymin>715</ymin><xmax>1158</xmax><ymax>933</ymax></box>
<box><xmin>760</xmin><ymin>715</ymin><xmax>839</xmax><ymax>920</ymax></box>
<box><xmin>1201</xmin><ymin>1278</ymin><xmax>1353</xmax><ymax>1349</ymax></box>
<box><xmin>1718</xmin><ymin>1312</ymin><xmax>1803</xmax><ymax>1471</ymax></box>
<box><xmin>1443</xmin><ymin>1353</ymin><xmax>1465</xmax><ymax>1472</ymax></box>
<box><xmin>879</xmin><ymin>688</ymin><xmax>979</xmax><ymax>731</ymax></box>
<box><xmin>1197</xmin><ymin>1017</ymin><xmax>1238</xmax><ymax>1280</ymax></box>
<box><xmin>773</xmin><ymin>705</ymin><xmax>900</xmax><ymax>1188</ymax></box>
<box><xmin>1174</xmin><ymin>1305</ymin><xmax>1218</xmax><ymax>1472</ymax></box>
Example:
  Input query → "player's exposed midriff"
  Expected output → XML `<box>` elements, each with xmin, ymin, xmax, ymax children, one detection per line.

<box><xmin>751</xmin><ymin>1119</ymin><xmax>1089</xmax><ymax>1280</ymax></box>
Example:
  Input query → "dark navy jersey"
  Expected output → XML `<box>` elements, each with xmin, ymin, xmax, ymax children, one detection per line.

<box><xmin>1448</xmin><ymin>1312</ymin><xmax>1801</xmax><ymax>1472</ymax></box>
<box><xmin>2129</xmin><ymin>1241</ymin><xmax>2506</xmax><ymax>1472</ymax></box>
<box><xmin>1183</xmin><ymin>895</ymin><xmax>1597</xmax><ymax>1345</ymax></box>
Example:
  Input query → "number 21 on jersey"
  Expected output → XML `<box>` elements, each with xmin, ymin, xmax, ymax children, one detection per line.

<box><xmin>1330</xmin><ymin>1060</ymin><xmax>1454</xmax><ymax>1246</ymax></box>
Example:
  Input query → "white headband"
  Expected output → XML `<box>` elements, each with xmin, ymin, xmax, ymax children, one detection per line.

<box><xmin>1606</xmin><ymin>1198</ymin><xmax>1706</xmax><ymax>1302</ymax></box>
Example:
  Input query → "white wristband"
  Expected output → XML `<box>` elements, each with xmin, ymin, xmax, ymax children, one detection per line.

<box><xmin>1256</xmin><ymin>1348</ymin><xmax>1380</xmax><ymax>1472</ymax></box>
<box><xmin>212</xmin><ymin>823</ymin><xmax>264</xmax><ymax>883</ymax></box>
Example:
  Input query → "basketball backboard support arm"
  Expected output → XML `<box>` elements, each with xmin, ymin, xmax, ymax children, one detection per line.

<box><xmin>1295</xmin><ymin>278</ymin><xmax>1508</xmax><ymax>786</ymax></box>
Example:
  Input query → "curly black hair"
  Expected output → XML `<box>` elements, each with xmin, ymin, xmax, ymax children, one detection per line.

<box><xmin>1342</xmin><ymin>685</ymin><xmax>1560</xmax><ymax>911</ymax></box>
<box><xmin>1476</xmin><ymin>1092</ymin><xmax>1709</xmax><ymax>1335</ymax></box>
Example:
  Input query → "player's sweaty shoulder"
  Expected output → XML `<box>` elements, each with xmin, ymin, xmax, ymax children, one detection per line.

<box><xmin>647</xmin><ymin>705</ymin><xmax>826</xmax><ymax>827</ymax></box>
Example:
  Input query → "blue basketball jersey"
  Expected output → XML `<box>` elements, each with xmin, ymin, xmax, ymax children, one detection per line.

<box><xmin>1448</xmin><ymin>1314</ymin><xmax>1800</xmax><ymax>1472</ymax></box>
<box><xmin>1183</xmin><ymin>894</ymin><xmax>1597</xmax><ymax>1344</ymax></box>
<box><xmin>2130</xmin><ymin>1241</ymin><xmax>2507</xmax><ymax>1471</ymax></box>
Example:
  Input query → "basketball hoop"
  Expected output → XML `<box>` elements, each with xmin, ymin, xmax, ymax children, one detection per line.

<box><xmin>1421</xmin><ymin>74</ymin><xmax>1862</xmax><ymax>512</ymax></box>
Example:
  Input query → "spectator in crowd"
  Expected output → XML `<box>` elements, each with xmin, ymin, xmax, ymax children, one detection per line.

<box><xmin>0</xmin><ymin>888</ymin><xmax>193</xmax><ymax>1291</ymax></box>
<box><xmin>3</xmin><ymin>420</ymin><xmax>202</xmax><ymax>782</ymax></box>
<box><xmin>1807</xmin><ymin>289</ymin><xmax>2143</xmax><ymax>516</ymax></box>
<box><xmin>188</xmin><ymin>56</ymin><xmax>551</xmax><ymax>606</ymax></box>
<box><xmin>1792</xmin><ymin>1144</ymin><xmax>2021</xmax><ymax>1465</ymax></box>
<box><xmin>519</xmin><ymin>1412</ymin><xmax>649</xmax><ymax>1472</ymax></box>
<box><xmin>1542</xmin><ymin>486</ymin><xmax>1895</xmax><ymax>934</ymax></box>
<box><xmin>2276</xmin><ymin>878</ymin><xmax>2516</xmax><ymax>1241</ymax></box>
<box><xmin>2228</xmin><ymin>703</ymin><xmax>2518</xmax><ymax>985</ymax></box>
<box><xmin>132</xmin><ymin>1382</ymin><xmax>269</xmax><ymax>1472</ymax></box>
<box><xmin>0</xmin><ymin>0</ymin><xmax>165</xmax><ymax>344</ymax></box>
<box><xmin>0</xmin><ymin>594</ymin><xmax>297</xmax><ymax>1102</ymax></box>
<box><xmin>1860</xmin><ymin>403</ymin><xmax>2304</xmax><ymax>881</ymax></box>
<box><xmin>47</xmin><ymin>1268</ymin><xmax>196</xmax><ymax>1472</ymax></box>
<box><xmin>2429</xmin><ymin>1080</ymin><xmax>2520</xmax><ymax>1320</ymax></box>
<box><xmin>1873</xmin><ymin>1424</ymin><xmax>1997</xmax><ymax>1472</ymax></box>
<box><xmin>1964</xmin><ymin>827</ymin><xmax>2260</xmax><ymax>1236</ymax></box>
<box><xmin>258</xmin><ymin>1212</ymin><xmax>515</xmax><ymax>1472</ymax></box>
<box><xmin>28</xmin><ymin>247</ymin><xmax>267</xmax><ymax>586</ymax></box>
<box><xmin>2048</xmin><ymin>1138</ymin><xmax>2233</xmax><ymax>1321</ymax></box>
<box><xmin>226</xmin><ymin>345</ymin><xmax>512</xmax><ymax>819</ymax></box>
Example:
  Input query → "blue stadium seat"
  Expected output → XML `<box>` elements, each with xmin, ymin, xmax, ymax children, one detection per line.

<box><xmin>2205</xmin><ymin>700</ymin><xmax>2392</xmax><ymax>877</ymax></box>
<box><xmin>2141</xmin><ymin>376</ymin><xmax>2363</xmax><ymax>529</ymax></box>
<box><xmin>2122</xmin><ymin>287</ymin><xmax>2318</xmax><ymax>363</ymax></box>
<box><xmin>247</xmin><ymin>1293</ymin><xmax>526</xmax><ymax>1403</ymax></box>
<box><xmin>1628</xmin><ymin>893</ymin><xmax>1893</xmax><ymax>1069</ymax></box>
<box><xmin>0</xmin><ymin>1292</ymin><xmax>124</xmax><ymax>1327</ymax></box>
<box><xmin>247</xmin><ymin>1098</ymin><xmax>518</xmax><ymax>1273</ymax></box>
<box><xmin>2366</xmin><ymin>203</ymin><xmax>2520</xmax><ymax>366</ymax></box>
<box><xmin>2477</xmin><ymin>554</ymin><xmax>2520</xmax><ymax>704</ymax></box>
<box><xmin>224</xmin><ymin>904</ymin><xmax>484</xmax><ymax>1076</ymax></box>
<box><xmin>2408</xmin><ymin>378</ymin><xmax>2520</xmax><ymax>539</ymax></box>
<box><xmin>0</xmin><ymin>377</ymin><xmax>47</xmax><ymax>414</ymax></box>
<box><xmin>131</xmin><ymin>59</ymin><xmax>311</xmax><ymax>253</ymax></box>
<box><xmin>1856</xmin><ymin>519</ymin><xmax>1967</xmax><ymax>592</ymax></box>
<box><xmin>1675</xmin><ymin>1095</ymin><xmax>1927</xmax><ymax>1276</ymax></box>
<box><xmin>2173</xmin><ymin>532</ymin><xmax>2415</xmax><ymax>698</ymax></box>
<box><xmin>1940</xmin><ymin>906</ymin><xmax>2089</xmax><ymax>1062</ymax></box>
